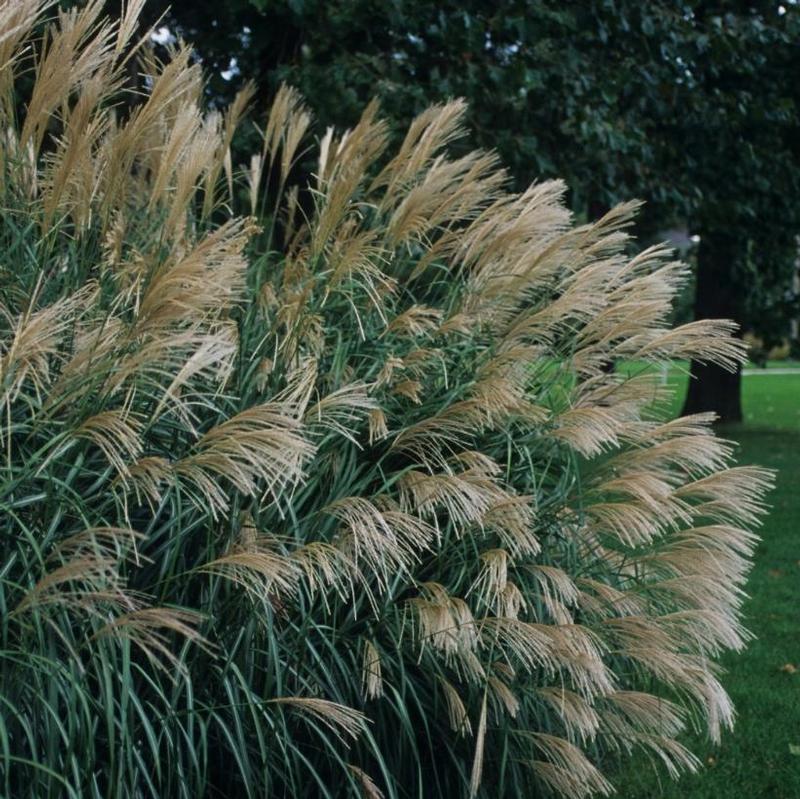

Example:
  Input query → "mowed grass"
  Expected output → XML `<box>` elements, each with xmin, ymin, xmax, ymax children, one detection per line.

<box><xmin>614</xmin><ymin>365</ymin><xmax>800</xmax><ymax>798</ymax></box>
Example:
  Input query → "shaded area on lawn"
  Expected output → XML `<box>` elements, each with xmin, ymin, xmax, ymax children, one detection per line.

<box><xmin>614</xmin><ymin>367</ymin><xmax>800</xmax><ymax>798</ymax></box>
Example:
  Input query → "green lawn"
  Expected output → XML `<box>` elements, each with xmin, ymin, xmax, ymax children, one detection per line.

<box><xmin>614</xmin><ymin>366</ymin><xmax>800</xmax><ymax>798</ymax></box>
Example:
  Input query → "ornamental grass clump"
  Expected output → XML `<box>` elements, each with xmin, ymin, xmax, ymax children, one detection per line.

<box><xmin>0</xmin><ymin>3</ymin><xmax>772</xmax><ymax>798</ymax></box>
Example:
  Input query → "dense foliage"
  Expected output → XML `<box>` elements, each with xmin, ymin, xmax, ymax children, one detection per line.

<box><xmin>1</xmin><ymin>4</ymin><xmax>772</xmax><ymax>797</ymax></box>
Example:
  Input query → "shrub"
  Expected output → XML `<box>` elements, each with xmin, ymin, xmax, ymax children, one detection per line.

<box><xmin>0</xmin><ymin>4</ymin><xmax>771</xmax><ymax>798</ymax></box>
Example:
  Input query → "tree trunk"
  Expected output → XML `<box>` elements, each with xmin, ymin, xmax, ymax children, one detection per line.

<box><xmin>682</xmin><ymin>359</ymin><xmax>742</xmax><ymax>422</ymax></box>
<box><xmin>682</xmin><ymin>230</ymin><xmax>743</xmax><ymax>423</ymax></box>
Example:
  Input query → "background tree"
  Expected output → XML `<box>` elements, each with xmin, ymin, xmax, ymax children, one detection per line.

<box><xmin>95</xmin><ymin>0</ymin><xmax>800</xmax><ymax>421</ymax></box>
<box><xmin>674</xmin><ymin>4</ymin><xmax>800</xmax><ymax>420</ymax></box>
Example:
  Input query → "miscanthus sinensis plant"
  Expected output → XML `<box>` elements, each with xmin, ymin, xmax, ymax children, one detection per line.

<box><xmin>0</xmin><ymin>3</ymin><xmax>772</xmax><ymax>798</ymax></box>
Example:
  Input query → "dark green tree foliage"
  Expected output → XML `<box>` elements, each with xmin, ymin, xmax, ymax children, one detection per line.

<box><xmin>677</xmin><ymin>5</ymin><xmax>800</xmax><ymax>419</ymax></box>
<box><xmin>99</xmin><ymin>0</ymin><xmax>800</xmax><ymax>421</ymax></box>
<box><xmin>114</xmin><ymin>1</ymin><xmax>687</xmax><ymax>215</ymax></box>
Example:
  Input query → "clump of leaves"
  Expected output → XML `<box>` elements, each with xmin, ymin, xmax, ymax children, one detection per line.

<box><xmin>0</xmin><ymin>3</ymin><xmax>771</xmax><ymax>798</ymax></box>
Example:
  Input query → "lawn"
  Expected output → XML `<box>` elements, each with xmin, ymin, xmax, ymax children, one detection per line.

<box><xmin>614</xmin><ymin>365</ymin><xmax>800</xmax><ymax>798</ymax></box>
